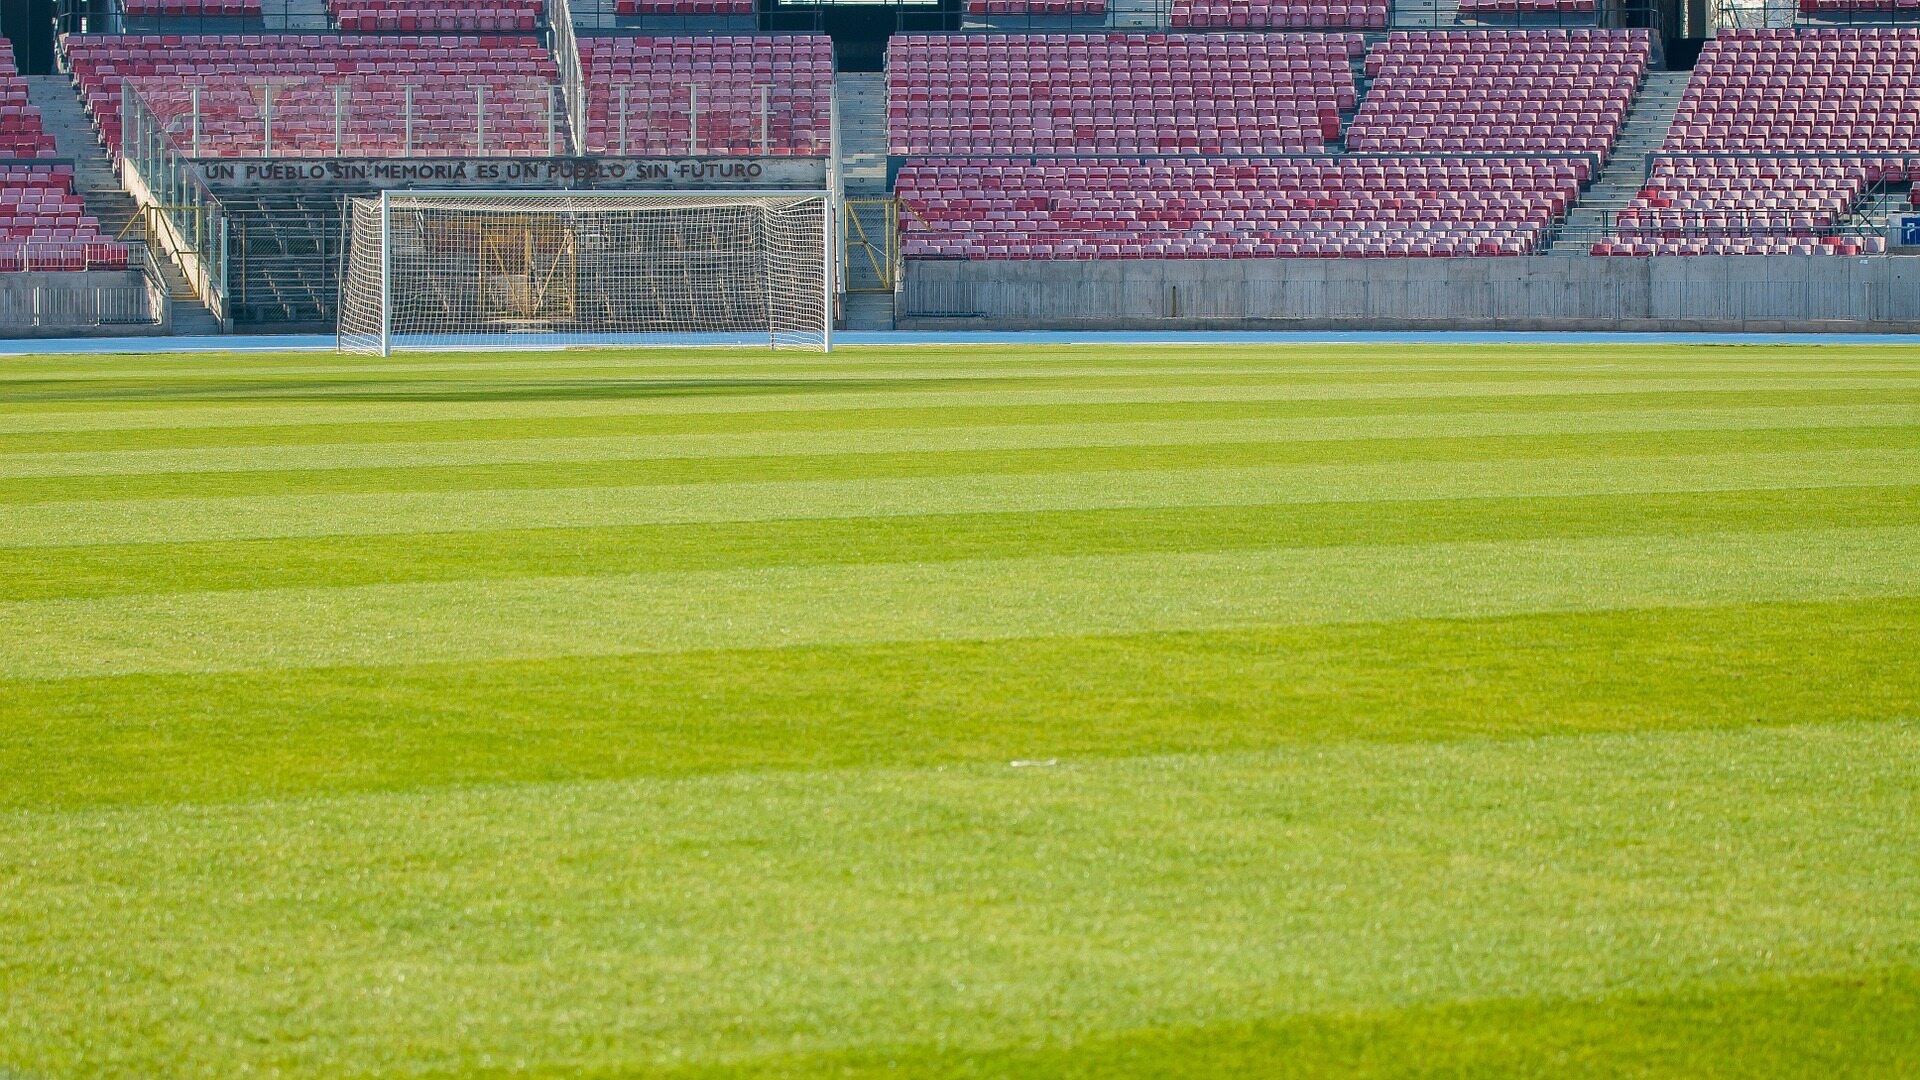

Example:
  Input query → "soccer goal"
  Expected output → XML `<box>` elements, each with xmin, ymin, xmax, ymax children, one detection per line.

<box><xmin>338</xmin><ymin>190</ymin><xmax>834</xmax><ymax>353</ymax></box>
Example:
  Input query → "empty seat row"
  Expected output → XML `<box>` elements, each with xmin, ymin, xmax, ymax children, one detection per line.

<box><xmin>1349</xmin><ymin>29</ymin><xmax>1648</xmax><ymax>159</ymax></box>
<box><xmin>1457</xmin><ymin>0</ymin><xmax>1596</xmax><ymax>11</ymax></box>
<box><xmin>966</xmin><ymin>0</ymin><xmax>1108</xmax><ymax>12</ymax></box>
<box><xmin>0</xmin><ymin>164</ymin><xmax>129</xmax><ymax>272</ymax></box>
<box><xmin>897</xmin><ymin>156</ymin><xmax>1583</xmax><ymax>258</ymax></box>
<box><xmin>614</xmin><ymin>0</ymin><xmax>754</xmax><ymax>13</ymax></box>
<box><xmin>122</xmin><ymin>0</ymin><xmax>262</xmax><ymax>14</ymax></box>
<box><xmin>889</xmin><ymin>34</ymin><xmax>1360</xmax><ymax>155</ymax></box>
<box><xmin>1167</xmin><ymin>0</ymin><xmax>1389</xmax><ymax>28</ymax></box>
<box><xmin>1668</xmin><ymin>29</ymin><xmax>1920</xmax><ymax>154</ymax></box>
<box><xmin>578</xmin><ymin>35</ymin><xmax>834</xmax><ymax>155</ymax></box>
<box><xmin>64</xmin><ymin>34</ymin><xmax>557</xmax><ymax>157</ymax></box>
<box><xmin>329</xmin><ymin>0</ymin><xmax>543</xmax><ymax>32</ymax></box>
<box><xmin>0</xmin><ymin>50</ymin><xmax>54</xmax><ymax>157</ymax></box>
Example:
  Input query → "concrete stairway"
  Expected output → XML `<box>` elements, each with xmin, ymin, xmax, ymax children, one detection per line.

<box><xmin>25</xmin><ymin>74</ymin><xmax>225</xmax><ymax>334</ymax></box>
<box><xmin>841</xmin><ymin>290</ymin><xmax>895</xmax><ymax>331</ymax></box>
<box><xmin>260</xmin><ymin>0</ymin><xmax>334</xmax><ymax>31</ymax></box>
<box><xmin>835</xmin><ymin>72</ymin><xmax>890</xmax><ymax>195</ymax></box>
<box><xmin>1546</xmin><ymin>69</ymin><xmax>1689</xmax><ymax>254</ymax></box>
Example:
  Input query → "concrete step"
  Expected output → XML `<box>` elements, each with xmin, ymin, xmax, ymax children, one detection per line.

<box><xmin>841</xmin><ymin>290</ymin><xmax>895</xmax><ymax>331</ymax></box>
<box><xmin>835</xmin><ymin>72</ymin><xmax>891</xmax><ymax>194</ymax></box>
<box><xmin>1545</xmin><ymin>70</ymin><xmax>1689</xmax><ymax>254</ymax></box>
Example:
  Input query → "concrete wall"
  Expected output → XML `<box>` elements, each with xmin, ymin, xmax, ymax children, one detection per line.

<box><xmin>0</xmin><ymin>271</ymin><xmax>169</xmax><ymax>336</ymax></box>
<box><xmin>899</xmin><ymin>256</ymin><xmax>1920</xmax><ymax>333</ymax></box>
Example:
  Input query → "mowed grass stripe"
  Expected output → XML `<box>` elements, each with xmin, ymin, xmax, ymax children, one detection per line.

<box><xmin>2</xmin><ymin>722</ymin><xmax>1913</xmax><ymax>1079</ymax></box>
<box><xmin>639</xmin><ymin>968</ymin><xmax>1920</xmax><ymax>1080</ymax></box>
<box><xmin>2</xmin><ymin>525</ymin><xmax>1914</xmax><ymax>680</ymax></box>
<box><xmin>9</xmin><ymin>386</ymin><xmax>1920</xmax><ymax>454</ymax></box>
<box><xmin>3</xmin><ymin>448</ymin><xmax>1910</xmax><ymax>548</ymax></box>
<box><xmin>8</xmin><ymin>374</ymin><xmax>1920</xmax><ymax>434</ymax></box>
<box><xmin>7</xmin><ymin>596</ymin><xmax>1915</xmax><ymax>810</ymax></box>
<box><xmin>9</xmin><ymin>424</ymin><xmax>1916</xmax><ymax>505</ymax></box>
<box><xmin>10</xmin><ymin>402</ymin><xmax>1915</xmax><ymax>480</ymax></box>
<box><xmin>15</xmin><ymin>364</ymin><xmax>1920</xmax><ymax>412</ymax></box>
<box><xmin>11</xmin><ymin>486</ymin><xmax>1913</xmax><ymax>603</ymax></box>
<box><xmin>6</xmin><ymin>343</ymin><xmax>1917</xmax><ymax>382</ymax></box>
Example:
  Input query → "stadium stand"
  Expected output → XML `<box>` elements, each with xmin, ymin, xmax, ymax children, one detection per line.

<box><xmin>896</xmin><ymin>157</ymin><xmax>1586</xmax><ymax>257</ymax></box>
<box><xmin>64</xmin><ymin>35</ymin><xmax>560</xmax><ymax>157</ymax></box>
<box><xmin>1613</xmin><ymin>28</ymin><xmax>1918</xmax><ymax>254</ymax></box>
<box><xmin>122</xmin><ymin>0</ymin><xmax>264</xmax><ymax>16</ymax></box>
<box><xmin>1797</xmin><ymin>0</ymin><xmax>1920</xmax><ymax>15</ymax></box>
<box><xmin>0</xmin><ymin>164</ymin><xmax>129</xmax><ymax>270</ymax></box>
<box><xmin>967</xmin><ymin>0</ymin><xmax>1107</xmax><ymax>14</ymax></box>
<box><xmin>887</xmin><ymin>33</ymin><xmax>1362</xmax><ymax>156</ymax></box>
<box><xmin>1595</xmin><ymin>157</ymin><xmax>1888</xmax><ymax>255</ymax></box>
<box><xmin>1168</xmin><ymin>0</ymin><xmax>1389</xmax><ymax>29</ymax></box>
<box><xmin>1346</xmin><ymin>30</ymin><xmax>1651</xmax><ymax>160</ymax></box>
<box><xmin>613</xmin><ymin>0</ymin><xmax>754</xmax><ymax>14</ymax></box>
<box><xmin>1455</xmin><ymin>0</ymin><xmax>1596</xmax><ymax>13</ymax></box>
<box><xmin>578</xmin><ymin>36</ymin><xmax>835</xmax><ymax>155</ymax></box>
<box><xmin>0</xmin><ymin>55</ymin><xmax>57</xmax><ymax>158</ymax></box>
<box><xmin>0</xmin><ymin>45</ymin><xmax>124</xmax><ymax>273</ymax></box>
<box><xmin>330</xmin><ymin>0</ymin><xmax>543</xmax><ymax>32</ymax></box>
<box><xmin>1665</xmin><ymin>29</ymin><xmax>1920</xmax><ymax>155</ymax></box>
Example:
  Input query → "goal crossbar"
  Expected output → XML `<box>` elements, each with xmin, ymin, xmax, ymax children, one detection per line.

<box><xmin>338</xmin><ymin>189</ymin><xmax>835</xmax><ymax>354</ymax></box>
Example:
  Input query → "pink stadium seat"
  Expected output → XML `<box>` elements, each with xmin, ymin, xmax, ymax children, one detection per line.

<box><xmin>1168</xmin><ymin>0</ymin><xmax>1387</xmax><ymax>28</ymax></box>
<box><xmin>1606</xmin><ymin>156</ymin><xmax>1885</xmax><ymax>255</ymax></box>
<box><xmin>1347</xmin><ymin>29</ymin><xmax>1650</xmax><ymax>161</ymax></box>
<box><xmin>1632</xmin><ymin>29</ymin><xmax>1920</xmax><ymax>253</ymax></box>
<box><xmin>1456</xmin><ymin>0</ymin><xmax>1594</xmax><ymax>12</ymax></box>
<box><xmin>1665</xmin><ymin>29</ymin><xmax>1920</xmax><ymax>157</ymax></box>
<box><xmin>64</xmin><ymin>35</ymin><xmax>560</xmax><ymax>158</ymax></box>
<box><xmin>614</xmin><ymin>0</ymin><xmax>754</xmax><ymax>12</ymax></box>
<box><xmin>121</xmin><ymin>0</ymin><xmax>265</xmax><ymax>16</ymax></box>
<box><xmin>895</xmin><ymin>156</ymin><xmax>1582</xmax><ymax>258</ymax></box>
<box><xmin>0</xmin><ymin>163</ymin><xmax>131</xmax><ymax>272</ymax></box>
<box><xmin>329</xmin><ymin>0</ymin><xmax>542</xmax><ymax>32</ymax></box>
<box><xmin>577</xmin><ymin>36</ymin><xmax>834</xmax><ymax>155</ymax></box>
<box><xmin>887</xmin><ymin>33</ymin><xmax>1363</xmax><ymax>156</ymax></box>
<box><xmin>0</xmin><ymin>52</ymin><xmax>56</xmax><ymax>158</ymax></box>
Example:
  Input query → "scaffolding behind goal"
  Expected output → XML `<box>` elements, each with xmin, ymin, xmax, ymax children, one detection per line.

<box><xmin>338</xmin><ymin>190</ymin><xmax>834</xmax><ymax>353</ymax></box>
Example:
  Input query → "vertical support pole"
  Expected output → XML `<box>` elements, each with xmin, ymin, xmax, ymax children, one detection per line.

<box><xmin>821</xmin><ymin>195</ymin><xmax>834</xmax><ymax>353</ymax></box>
<box><xmin>378</xmin><ymin>190</ymin><xmax>392</xmax><ymax>357</ymax></box>
<box><xmin>261</xmin><ymin>84</ymin><xmax>273</xmax><ymax>157</ymax></box>
<box><xmin>190</xmin><ymin>84</ymin><xmax>201</xmax><ymax>157</ymax></box>
<box><xmin>760</xmin><ymin>84</ymin><xmax>770</xmax><ymax>156</ymax></box>
<box><xmin>476</xmin><ymin>85</ymin><xmax>487</xmax><ymax>155</ymax></box>
<box><xmin>404</xmin><ymin>85</ymin><xmax>414</xmax><ymax>155</ymax></box>
<box><xmin>546</xmin><ymin>84</ymin><xmax>557</xmax><ymax>156</ymax></box>
<box><xmin>334</xmin><ymin>83</ymin><xmax>346</xmax><ymax>156</ymax></box>
<box><xmin>617</xmin><ymin>84</ymin><xmax>628</xmax><ymax>155</ymax></box>
<box><xmin>688</xmin><ymin>83</ymin><xmax>699</xmax><ymax>156</ymax></box>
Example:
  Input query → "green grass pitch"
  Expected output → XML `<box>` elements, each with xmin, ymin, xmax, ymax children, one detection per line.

<box><xmin>2</xmin><ymin>342</ymin><xmax>1917</xmax><ymax>1078</ymax></box>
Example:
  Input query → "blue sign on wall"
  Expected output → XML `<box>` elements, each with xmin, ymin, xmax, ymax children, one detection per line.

<box><xmin>1902</xmin><ymin>216</ymin><xmax>1920</xmax><ymax>246</ymax></box>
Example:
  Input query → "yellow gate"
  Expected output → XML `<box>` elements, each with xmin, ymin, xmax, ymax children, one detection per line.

<box><xmin>843</xmin><ymin>198</ymin><xmax>898</xmax><ymax>293</ymax></box>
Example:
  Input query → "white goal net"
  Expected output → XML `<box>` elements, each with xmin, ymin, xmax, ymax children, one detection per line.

<box><xmin>338</xmin><ymin>191</ymin><xmax>833</xmax><ymax>353</ymax></box>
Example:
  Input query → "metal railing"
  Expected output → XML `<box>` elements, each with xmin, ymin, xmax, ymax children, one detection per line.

<box><xmin>547</xmin><ymin>0</ymin><xmax>589</xmax><ymax>153</ymax></box>
<box><xmin>119</xmin><ymin>76</ymin><xmax>834</xmax><ymax>158</ymax></box>
<box><xmin>125</xmin><ymin>78</ymin><xmax>570</xmax><ymax>159</ymax></box>
<box><xmin>120</xmin><ymin>84</ymin><xmax>231</xmax><ymax>319</ymax></box>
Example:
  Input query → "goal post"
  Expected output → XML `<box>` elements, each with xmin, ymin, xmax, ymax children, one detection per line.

<box><xmin>338</xmin><ymin>190</ymin><xmax>835</xmax><ymax>353</ymax></box>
